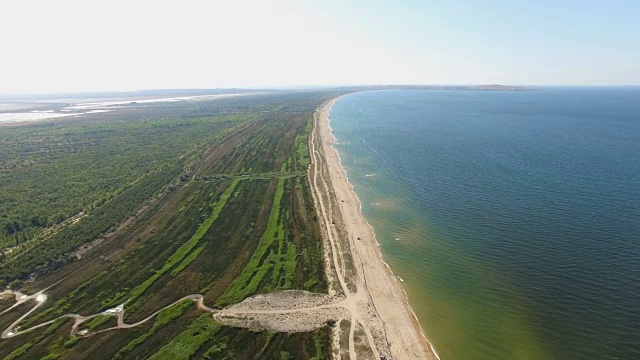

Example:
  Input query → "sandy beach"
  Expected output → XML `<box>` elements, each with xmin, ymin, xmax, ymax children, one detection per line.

<box><xmin>310</xmin><ymin>97</ymin><xmax>439</xmax><ymax>359</ymax></box>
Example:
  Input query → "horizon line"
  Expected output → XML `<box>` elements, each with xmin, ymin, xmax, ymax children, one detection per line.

<box><xmin>1</xmin><ymin>84</ymin><xmax>640</xmax><ymax>97</ymax></box>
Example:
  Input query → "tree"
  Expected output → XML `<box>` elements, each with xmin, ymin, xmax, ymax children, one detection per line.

<box><xmin>8</xmin><ymin>279</ymin><xmax>23</xmax><ymax>290</ymax></box>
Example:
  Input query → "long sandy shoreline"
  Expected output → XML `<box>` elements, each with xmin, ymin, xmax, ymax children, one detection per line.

<box><xmin>313</xmin><ymin>96</ymin><xmax>439</xmax><ymax>359</ymax></box>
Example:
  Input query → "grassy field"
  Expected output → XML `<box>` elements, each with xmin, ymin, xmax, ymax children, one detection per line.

<box><xmin>0</xmin><ymin>90</ymin><xmax>345</xmax><ymax>359</ymax></box>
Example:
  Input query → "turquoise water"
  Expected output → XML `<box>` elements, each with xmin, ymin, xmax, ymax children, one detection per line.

<box><xmin>329</xmin><ymin>88</ymin><xmax>640</xmax><ymax>360</ymax></box>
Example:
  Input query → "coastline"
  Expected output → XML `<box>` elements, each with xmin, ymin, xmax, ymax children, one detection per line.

<box><xmin>311</xmin><ymin>96</ymin><xmax>439</xmax><ymax>359</ymax></box>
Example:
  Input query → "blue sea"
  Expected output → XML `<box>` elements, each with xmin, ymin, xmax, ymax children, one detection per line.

<box><xmin>328</xmin><ymin>88</ymin><xmax>640</xmax><ymax>359</ymax></box>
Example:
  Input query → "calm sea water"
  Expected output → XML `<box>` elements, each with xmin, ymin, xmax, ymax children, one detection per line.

<box><xmin>329</xmin><ymin>88</ymin><xmax>640</xmax><ymax>360</ymax></box>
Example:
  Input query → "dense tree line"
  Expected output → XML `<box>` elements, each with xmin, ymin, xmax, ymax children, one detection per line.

<box><xmin>0</xmin><ymin>160</ymin><xmax>185</xmax><ymax>284</ymax></box>
<box><xmin>0</xmin><ymin>114</ymin><xmax>249</xmax><ymax>250</ymax></box>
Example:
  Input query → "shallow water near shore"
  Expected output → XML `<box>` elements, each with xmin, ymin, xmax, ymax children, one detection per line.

<box><xmin>329</xmin><ymin>88</ymin><xmax>640</xmax><ymax>359</ymax></box>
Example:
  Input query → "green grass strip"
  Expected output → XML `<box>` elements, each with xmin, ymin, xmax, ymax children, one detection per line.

<box><xmin>84</xmin><ymin>315</ymin><xmax>112</xmax><ymax>330</ymax></box>
<box><xmin>148</xmin><ymin>315</ymin><xmax>222</xmax><ymax>360</ymax></box>
<box><xmin>113</xmin><ymin>299</ymin><xmax>192</xmax><ymax>359</ymax></box>
<box><xmin>129</xmin><ymin>178</ymin><xmax>241</xmax><ymax>302</ymax></box>
<box><xmin>4</xmin><ymin>342</ymin><xmax>33</xmax><ymax>360</ymax></box>
<box><xmin>295</xmin><ymin>116</ymin><xmax>313</xmax><ymax>169</ymax></box>
<box><xmin>20</xmin><ymin>285</ymin><xmax>85</xmax><ymax>328</ymax></box>
<box><xmin>281</xmin><ymin>242</ymin><xmax>297</xmax><ymax>288</ymax></box>
<box><xmin>216</xmin><ymin>178</ymin><xmax>285</xmax><ymax>306</ymax></box>
<box><xmin>170</xmin><ymin>245</ymin><xmax>205</xmax><ymax>276</ymax></box>
<box><xmin>3</xmin><ymin>318</ymin><xmax>68</xmax><ymax>360</ymax></box>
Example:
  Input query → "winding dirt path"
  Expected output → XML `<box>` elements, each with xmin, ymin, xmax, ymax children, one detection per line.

<box><xmin>0</xmin><ymin>291</ymin><xmax>218</xmax><ymax>339</ymax></box>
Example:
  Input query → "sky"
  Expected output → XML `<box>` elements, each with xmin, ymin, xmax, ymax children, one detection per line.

<box><xmin>1</xmin><ymin>0</ymin><xmax>639</xmax><ymax>93</ymax></box>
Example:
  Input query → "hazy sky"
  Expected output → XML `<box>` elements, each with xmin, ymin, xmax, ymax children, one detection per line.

<box><xmin>1</xmin><ymin>0</ymin><xmax>639</xmax><ymax>93</ymax></box>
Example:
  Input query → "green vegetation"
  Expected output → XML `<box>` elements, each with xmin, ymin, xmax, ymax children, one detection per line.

<box><xmin>42</xmin><ymin>318</ymin><xmax>68</xmax><ymax>337</ymax></box>
<box><xmin>216</xmin><ymin>178</ymin><xmax>286</xmax><ymax>306</ymax></box>
<box><xmin>3</xmin><ymin>342</ymin><xmax>32</xmax><ymax>360</ymax></box>
<box><xmin>62</xmin><ymin>335</ymin><xmax>79</xmax><ymax>348</ymax></box>
<box><xmin>83</xmin><ymin>315</ymin><xmax>113</xmax><ymax>331</ymax></box>
<box><xmin>39</xmin><ymin>354</ymin><xmax>60</xmax><ymax>360</ymax></box>
<box><xmin>0</xmin><ymin>114</ymin><xmax>252</xmax><ymax>253</ymax></box>
<box><xmin>19</xmin><ymin>286</ymin><xmax>84</xmax><ymax>328</ymax></box>
<box><xmin>127</xmin><ymin>178</ymin><xmax>240</xmax><ymax>303</ymax></box>
<box><xmin>295</xmin><ymin>115</ymin><xmax>313</xmax><ymax>168</ymax></box>
<box><xmin>114</xmin><ymin>300</ymin><xmax>193</xmax><ymax>358</ymax></box>
<box><xmin>2</xmin><ymin>161</ymin><xmax>188</xmax><ymax>283</ymax></box>
<box><xmin>148</xmin><ymin>315</ymin><xmax>222</xmax><ymax>360</ymax></box>
<box><xmin>0</xmin><ymin>90</ymin><xmax>344</xmax><ymax>359</ymax></box>
<box><xmin>170</xmin><ymin>245</ymin><xmax>205</xmax><ymax>276</ymax></box>
<box><xmin>201</xmin><ymin>340</ymin><xmax>228</xmax><ymax>359</ymax></box>
<box><xmin>2</xmin><ymin>318</ymin><xmax>68</xmax><ymax>360</ymax></box>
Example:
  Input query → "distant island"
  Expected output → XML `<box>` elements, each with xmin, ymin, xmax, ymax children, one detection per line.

<box><xmin>348</xmin><ymin>84</ymin><xmax>539</xmax><ymax>92</ymax></box>
<box><xmin>474</xmin><ymin>84</ymin><xmax>538</xmax><ymax>91</ymax></box>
